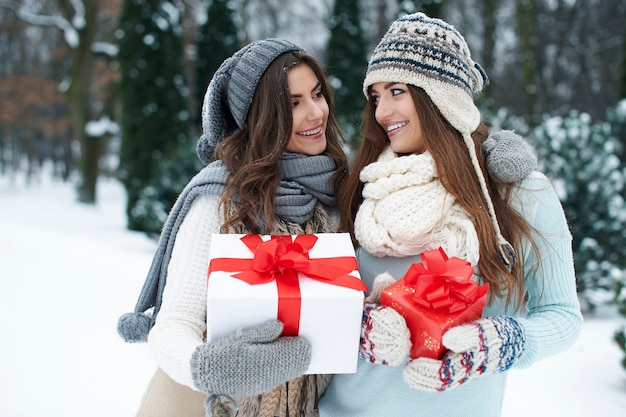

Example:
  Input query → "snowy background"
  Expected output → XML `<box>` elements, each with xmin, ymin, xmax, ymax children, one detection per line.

<box><xmin>1</xmin><ymin>170</ymin><xmax>625</xmax><ymax>417</ymax></box>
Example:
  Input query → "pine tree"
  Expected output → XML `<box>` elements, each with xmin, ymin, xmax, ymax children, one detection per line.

<box><xmin>614</xmin><ymin>277</ymin><xmax>626</xmax><ymax>370</ymax></box>
<box><xmin>195</xmin><ymin>0</ymin><xmax>240</xmax><ymax>126</ymax></box>
<box><xmin>397</xmin><ymin>0</ymin><xmax>443</xmax><ymax>17</ymax></box>
<box><xmin>531</xmin><ymin>108</ymin><xmax>626</xmax><ymax>309</ymax></box>
<box><xmin>608</xmin><ymin>100</ymin><xmax>626</xmax><ymax>371</ymax></box>
<box><xmin>326</xmin><ymin>0</ymin><xmax>368</xmax><ymax>149</ymax></box>
<box><xmin>614</xmin><ymin>27</ymin><xmax>626</xmax><ymax>368</ymax></box>
<box><xmin>620</xmin><ymin>23</ymin><xmax>626</xmax><ymax>102</ymax></box>
<box><xmin>117</xmin><ymin>0</ymin><xmax>194</xmax><ymax>234</ymax></box>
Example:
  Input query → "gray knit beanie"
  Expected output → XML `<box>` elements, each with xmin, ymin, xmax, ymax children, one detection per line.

<box><xmin>196</xmin><ymin>38</ymin><xmax>304</xmax><ymax>165</ymax></box>
<box><xmin>363</xmin><ymin>12</ymin><xmax>515</xmax><ymax>265</ymax></box>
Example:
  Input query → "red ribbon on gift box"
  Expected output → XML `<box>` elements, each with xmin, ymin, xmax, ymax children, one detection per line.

<box><xmin>403</xmin><ymin>247</ymin><xmax>487</xmax><ymax>313</ymax></box>
<box><xmin>381</xmin><ymin>247</ymin><xmax>489</xmax><ymax>359</ymax></box>
<box><xmin>208</xmin><ymin>234</ymin><xmax>368</xmax><ymax>336</ymax></box>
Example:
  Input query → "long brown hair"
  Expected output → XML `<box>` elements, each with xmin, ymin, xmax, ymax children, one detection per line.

<box><xmin>339</xmin><ymin>85</ymin><xmax>535</xmax><ymax>309</ymax></box>
<box><xmin>215</xmin><ymin>51</ymin><xmax>348</xmax><ymax>234</ymax></box>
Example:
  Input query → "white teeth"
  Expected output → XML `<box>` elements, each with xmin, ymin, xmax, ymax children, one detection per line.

<box><xmin>387</xmin><ymin>121</ymin><xmax>408</xmax><ymax>132</ymax></box>
<box><xmin>299</xmin><ymin>127</ymin><xmax>322</xmax><ymax>136</ymax></box>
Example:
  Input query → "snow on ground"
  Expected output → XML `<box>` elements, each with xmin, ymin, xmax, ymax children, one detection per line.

<box><xmin>1</xmin><ymin>172</ymin><xmax>625</xmax><ymax>416</ymax></box>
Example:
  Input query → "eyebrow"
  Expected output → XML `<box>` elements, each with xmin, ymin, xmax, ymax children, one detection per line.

<box><xmin>370</xmin><ymin>82</ymin><xmax>400</xmax><ymax>94</ymax></box>
<box><xmin>290</xmin><ymin>81</ymin><xmax>322</xmax><ymax>98</ymax></box>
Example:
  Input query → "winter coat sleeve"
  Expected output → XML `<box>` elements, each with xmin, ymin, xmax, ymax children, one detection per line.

<box><xmin>512</xmin><ymin>172</ymin><xmax>583</xmax><ymax>368</ymax></box>
<box><xmin>147</xmin><ymin>194</ymin><xmax>222</xmax><ymax>389</ymax></box>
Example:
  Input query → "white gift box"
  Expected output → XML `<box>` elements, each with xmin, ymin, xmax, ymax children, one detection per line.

<box><xmin>206</xmin><ymin>233</ymin><xmax>366</xmax><ymax>374</ymax></box>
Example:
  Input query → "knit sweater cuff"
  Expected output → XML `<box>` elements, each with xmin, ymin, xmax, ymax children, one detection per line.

<box><xmin>513</xmin><ymin>241</ymin><xmax>583</xmax><ymax>369</ymax></box>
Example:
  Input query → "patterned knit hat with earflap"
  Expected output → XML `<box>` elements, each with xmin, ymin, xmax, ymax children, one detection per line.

<box><xmin>363</xmin><ymin>12</ymin><xmax>515</xmax><ymax>265</ymax></box>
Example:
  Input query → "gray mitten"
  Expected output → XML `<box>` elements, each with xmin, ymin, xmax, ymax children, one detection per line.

<box><xmin>483</xmin><ymin>130</ymin><xmax>537</xmax><ymax>183</ymax></box>
<box><xmin>191</xmin><ymin>319</ymin><xmax>312</xmax><ymax>396</ymax></box>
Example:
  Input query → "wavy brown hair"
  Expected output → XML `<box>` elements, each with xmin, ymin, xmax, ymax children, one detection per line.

<box><xmin>214</xmin><ymin>51</ymin><xmax>348</xmax><ymax>234</ymax></box>
<box><xmin>338</xmin><ymin>85</ymin><xmax>536</xmax><ymax>309</ymax></box>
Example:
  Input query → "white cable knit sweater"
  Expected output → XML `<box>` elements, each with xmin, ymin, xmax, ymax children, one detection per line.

<box><xmin>147</xmin><ymin>194</ymin><xmax>338</xmax><ymax>398</ymax></box>
<box><xmin>148</xmin><ymin>194</ymin><xmax>221</xmax><ymax>389</ymax></box>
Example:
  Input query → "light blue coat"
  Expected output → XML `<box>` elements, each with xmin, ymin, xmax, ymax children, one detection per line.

<box><xmin>319</xmin><ymin>172</ymin><xmax>583</xmax><ymax>417</ymax></box>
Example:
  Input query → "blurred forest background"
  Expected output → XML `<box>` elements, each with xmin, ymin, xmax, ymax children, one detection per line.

<box><xmin>1</xmin><ymin>0</ymin><xmax>626</xmax><ymax>367</ymax></box>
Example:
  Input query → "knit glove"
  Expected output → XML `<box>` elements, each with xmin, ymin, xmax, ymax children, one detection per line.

<box><xmin>360</xmin><ymin>273</ymin><xmax>412</xmax><ymax>366</ymax></box>
<box><xmin>403</xmin><ymin>316</ymin><xmax>526</xmax><ymax>392</ymax></box>
<box><xmin>484</xmin><ymin>130</ymin><xmax>537</xmax><ymax>183</ymax></box>
<box><xmin>191</xmin><ymin>319</ymin><xmax>312</xmax><ymax>397</ymax></box>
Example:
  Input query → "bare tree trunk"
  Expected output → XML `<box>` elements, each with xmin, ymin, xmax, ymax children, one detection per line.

<box><xmin>480</xmin><ymin>0</ymin><xmax>499</xmax><ymax>96</ymax></box>
<box><xmin>515</xmin><ymin>0</ymin><xmax>538</xmax><ymax>127</ymax></box>
<box><xmin>58</xmin><ymin>0</ymin><xmax>100</xmax><ymax>203</ymax></box>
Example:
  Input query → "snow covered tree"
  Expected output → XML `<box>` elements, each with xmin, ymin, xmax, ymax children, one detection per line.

<box><xmin>608</xmin><ymin>100</ymin><xmax>626</xmax><ymax>371</ymax></box>
<box><xmin>326</xmin><ymin>0</ymin><xmax>368</xmax><ymax>148</ymax></box>
<box><xmin>530</xmin><ymin>107</ymin><xmax>626</xmax><ymax>309</ymax></box>
<box><xmin>194</xmin><ymin>0</ymin><xmax>240</xmax><ymax>127</ymax></box>
<box><xmin>615</xmin><ymin>278</ymin><xmax>626</xmax><ymax>370</ymax></box>
<box><xmin>117</xmin><ymin>0</ymin><xmax>193</xmax><ymax>234</ymax></box>
<box><xmin>130</xmin><ymin>141</ymin><xmax>198</xmax><ymax>234</ymax></box>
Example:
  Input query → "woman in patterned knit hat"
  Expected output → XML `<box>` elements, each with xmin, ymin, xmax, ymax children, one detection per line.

<box><xmin>321</xmin><ymin>12</ymin><xmax>583</xmax><ymax>417</ymax></box>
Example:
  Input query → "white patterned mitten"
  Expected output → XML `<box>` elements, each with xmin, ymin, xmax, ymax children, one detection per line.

<box><xmin>403</xmin><ymin>316</ymin><xmax>526</xmax><ymax>392</ymax></box>
<box><xmin>191</xmin><ymin>319</ymin><xmax>311</xmax><ymax>397</ymax></box>
<box><xmin>360</xmin><ymin>273</ymin><xmax>412</xmax><ymax>366</ymax></box>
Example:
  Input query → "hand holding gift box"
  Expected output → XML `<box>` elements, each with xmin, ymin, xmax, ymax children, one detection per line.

<box><xmin>380</xmin><ymin>247</ymin><xmax>489</xmax><ymax>360</ymax></box>
<box><xmin>206</xmin><ymin>233</ymin><xmax>368</xmax><ymax>374</ymax></box>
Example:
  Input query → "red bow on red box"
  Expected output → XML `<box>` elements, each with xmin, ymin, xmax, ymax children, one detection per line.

<box><xmin>381</xmin><ymin>247</ymin><xmax>489</xmax><ymax>359</ymax></box>
<box><xmin>404</xmin><ymin>247</ymin><xmax>486</xmax><ymax>313</ymax></box>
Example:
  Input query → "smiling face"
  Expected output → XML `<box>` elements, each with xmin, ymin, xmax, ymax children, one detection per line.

<box><xmin>370</xmin><ymin>82</ymin><xmax>425</xmax><ymax>155</ymax></box>
<box><xmin>285</xmin><ymin>63</ymin><xmax>329</xmax><ymax>156</ymax></box>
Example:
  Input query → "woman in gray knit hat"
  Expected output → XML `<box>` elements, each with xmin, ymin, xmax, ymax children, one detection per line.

<box><xmin>320</xmin><ymin>12</ymin><xmax>583</xmax><ymax>417</ymax></box>
<box><xmin>118</xmin><ymin>34</ymin><xmax>541</xmax><ymax>417</ymax></box>
<box><xmin>121</xmin><ymin>38</ymin><xmax>347</xmax><ymax>417</ymax></box>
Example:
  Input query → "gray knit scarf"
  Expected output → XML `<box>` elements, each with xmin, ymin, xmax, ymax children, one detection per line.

<box><xmin>117</xmin><ymin>152</ymin><xmax>337</xmax><ymax>343</ymax></box>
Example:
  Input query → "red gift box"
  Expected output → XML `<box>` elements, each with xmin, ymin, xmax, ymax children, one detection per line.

<box><xmin>380</xmin><ymin>247</ymin><xmax>489</xmax><ymax>359</ymax></box>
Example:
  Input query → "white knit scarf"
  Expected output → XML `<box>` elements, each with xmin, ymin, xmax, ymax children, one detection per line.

<box><xmin>354</xmin><ymin>147</ymin><xmax>480</xmax><ymax>265</ymax></box>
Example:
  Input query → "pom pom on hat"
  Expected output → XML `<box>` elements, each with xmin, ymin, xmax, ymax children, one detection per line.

<box><xmin>483</xmin><ymin>130</ymin><xmax>537</xmax><ymax>183</ymax></box>
<box><xmin>196</xmin><ymin>38</ymin><xmax>303</xmax><ymax>165</ymax></box>
<box><xmin>117</xmin><ymin>312</ymin><xmax>152</xmax><ymax>343</ymax></box>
